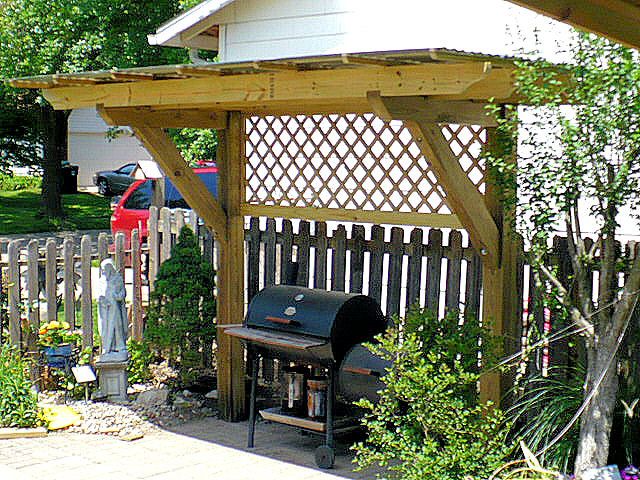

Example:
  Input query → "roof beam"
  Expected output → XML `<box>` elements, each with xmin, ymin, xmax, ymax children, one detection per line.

<box><xmin>42</xmin><ymin>62</ymin><xmax>499</xmax><ymax>111</ymax></box>
<box><xmin>506</xmin><ymin>0</ymin><xmax>640</xmax><ymax>50</ymax></box>
<box><xmin>98</xmin><ymin>106</ymin><xmax>228</xmax><ymax>238</ymax></box>
<box><xmin>368</xmin><ymin>92</ymin><xmax>498</xmax><ymax>126</ymax></box>
<box><xmin>101</xmin><ymin>106</ymin><xmax>228</xmax><ymax>129</ymax></box>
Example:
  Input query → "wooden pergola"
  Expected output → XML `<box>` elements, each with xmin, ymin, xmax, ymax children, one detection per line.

<box><xmin>10</xmin><ymin>49</ymin><xmax>524</xmax><ymax>421</ymax></box>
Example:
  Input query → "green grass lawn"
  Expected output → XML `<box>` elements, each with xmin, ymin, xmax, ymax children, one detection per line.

<box><xmin>0</xmin><ymin>189</ymin><xmax>111</xmax><ymax>234</ymax></box>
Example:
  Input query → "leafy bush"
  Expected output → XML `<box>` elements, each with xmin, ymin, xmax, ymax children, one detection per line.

<box><xmin>127</xmin><ymin>339</ymin><xmax>153</xmax><ymax>384</ymax></box>
<box><xmin>0</xmin><ymin>173</ymin><xmax>41</xmax><ymax>191</ymax></box>
<box><xmin>353</xmin><ymin>307</ymin><xmax>511</xmax><ymax>480</ymax></box>
<box><xmin>0</xmin><ymin>344</ymin><xmax>41</xmax><ymax>427</ymax></box>
<box><xmin>145</xmin><ymin>226</ymin><xmax>216</xmax><ymax>384</ymax></box>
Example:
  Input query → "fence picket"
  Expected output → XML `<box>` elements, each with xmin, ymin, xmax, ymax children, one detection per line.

<box><xmin>296</xmin><ymin>221</ymin><xmax>311</xmax><ymax>288</ymax></box>
<box><xmin>97</xmin><ymin>233</ymin><xmax>109</xmax><ymax>268</ymax></box>
<box><xmin>369</xmin><ymin>225</ymin><xmax>385</xmax><ymax>305</ymax></box>
<box><xmin>425</xmin><ymin>229</ymin><xmax>443</xmax><ymax>313</ymax></box>
<box><xmin>350</xmin><ymin>225</ymin><xmax>366</xmax><ymax>294</ymax></box>
<box><xmin>314</xmin><ymin>222</ymin><xmax>328</xmax><ymax>290</ymax></box>
<box><xmin>247</xmin><ymin>218</ymin><xmax>261</xmax><ymax>300</ymax></box>
<box><xmin>280</xmin><ymin>220</ymin><xmax>293</xmax><ymax>283</ymax></box>
<box><xmin>445</xmin><ymin>231</ymin><xmax>463</xmax><ymax>313</ymax></box>
<box><xmin>406</xmin><ymin>228</ymin><xmax>423</xmax><ymax>310</ymax></box>
<box><xmin>465</xmin><ymin>252</ymin><xmax>482</xmax><ymax>321</ymax></box>
<box><xmin>45</xmin><ymin>239</ymin><xmax>57</xmax><ymax>322</ymax></box>
<box><xmin>161</xmin><ymin>207</ymin><xmax>172</xmax><ymax>262</ymax></box>
<box><xmin>80</xmin><ymin>235</ymin><xmax>93</xmax><ymax>350</ymax></box>
<box><xmin>264</xmin><ymin>219</ymin><xmax>277</xmax><ymax>287</ymax></box>
<box><xmin>26</xmin><ymin>240</ymin><xmax>40</xmax><ymax>345</ymax></box>
<box><xmin>386</xmin><ymin>227</ymin><xmax>404</xmax><ymax>317</ymax></box>
<box><xmin>63</xmin><ymin>238</ymin><xmax>76</xmax><ymax>328</ymax></box>
<box><xmin>7</xmin><ymin>241</ymin><xmax>20</xmax><ymax>347</ymax></box>
<box><xmin>132</xmin><ymin>229</ymin><xmax>143</xmax><ymax>341</ymax></box>
<box><xmin>332</xmin><ymin>225</ymin><xmax>347</xmax><ymax>292</ymax></box>
<box><xmin>115</xmin><ymin>232</ymin><xmax>125</xmax><ymax>274</ymax></box>
<box><xmin>148</xmin><ymin>206</ymin><xmax>160</xmax><ymax>288</ymax></box>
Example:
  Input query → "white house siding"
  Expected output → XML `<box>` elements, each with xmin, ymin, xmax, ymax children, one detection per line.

<box><xmin>213</xmin><ymin>0</ymin><xmax>569</xmax><ymax>63</ymax></box>
<box><xmin>68</xmin><ymin>108</ymin><xmax>152</xmax><ymax>187</ymax></box>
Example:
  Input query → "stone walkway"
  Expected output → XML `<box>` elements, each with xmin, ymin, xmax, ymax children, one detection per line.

<box><xmin>0</xmin><ymin>417</ymin><xmax>376</xmax><ymax>480</ymax></box>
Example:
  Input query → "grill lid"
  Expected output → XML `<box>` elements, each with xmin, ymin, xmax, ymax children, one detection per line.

<box><xmin>244</xmin><ymin>285</ymin><xmax>386</xmax><ymax>362</ymax></box>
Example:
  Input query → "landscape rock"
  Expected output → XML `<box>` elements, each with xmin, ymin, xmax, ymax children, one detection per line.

<box><xmin>205</xmin><ymin>390</ymin><xmax>218</xmax><ymax>400</ymax></box>
<box><xmin>135</xmin><ymin>388</ymin><xmax>169</xmax><ymax>407</ymax></box>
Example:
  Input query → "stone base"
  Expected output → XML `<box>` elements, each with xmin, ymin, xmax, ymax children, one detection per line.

<box><xmin>95</xmin><ymin>359</ymin><xmax>128</xmax><ymax>402</ymax></box>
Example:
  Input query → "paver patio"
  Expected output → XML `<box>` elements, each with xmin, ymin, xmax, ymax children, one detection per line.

<box><xmin>0</xmin><ymin>417</ymin><xmax>376</xmax><ymax>480</ymax></box>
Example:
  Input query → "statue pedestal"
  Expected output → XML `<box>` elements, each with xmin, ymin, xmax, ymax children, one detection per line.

<box><xmin>95</xmin><ymin>358</ymin><xmax>128</xmax><ymax>402</ymax></box>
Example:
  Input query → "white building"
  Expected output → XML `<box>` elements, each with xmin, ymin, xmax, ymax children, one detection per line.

<box><xmin>68</xmin><ymin>108</ymin><xmax>151</xmax><ymax>187</ymax></box>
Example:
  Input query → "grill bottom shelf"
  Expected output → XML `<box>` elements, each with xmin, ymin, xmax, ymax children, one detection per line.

<box><xmin>259</xmin><ymin>407</ymin><xmax>358</xmax><ymax>434</ymax></box>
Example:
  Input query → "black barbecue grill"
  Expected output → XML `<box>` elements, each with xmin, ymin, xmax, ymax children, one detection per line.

<box><xmin>225</xmin><ymin>285</ymin><xmax>386</xmax><ymax>468</ymax></box>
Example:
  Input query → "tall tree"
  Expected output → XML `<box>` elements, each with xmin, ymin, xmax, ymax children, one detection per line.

<box><xmin>488</xmin><ymin>33</ymin><xmax>640</xmax><ymax>476</ymax></box>
<box><xmin>0</xmin><ymin>0</ymin><xmax>187</xmax><ymax>217</ymax></box>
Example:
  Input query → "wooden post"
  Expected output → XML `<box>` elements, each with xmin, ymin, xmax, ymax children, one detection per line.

<box><xmin>97</xmin><ymin>233</ymin><xmax>109</xmax><ymax>269</ymax></box>
<box><xmin>7</xmin><ymin>241</ymin><xmax>21</xmax><ymax>347</ymax></box>
<box><xmin>217</xmin><ymin>111</ymin><xmax>246</xmax><ymax>421</ymax></box>
<box><xmin>63</xmin><ymin>238</ymin><xmax>76</xmax><ymax>328</ymax></box>
<box><xmin>132</xmin><ymin>229</ymin><xmax>143</xmax><ymax>341</ymax></box>
<box><xmin>480</xmin><ymin>127</ymin><xmax>521</xmax><ymax>407</ymax></box>
<box><xmin>80</xmin><ymin>235</ymin><xmax>93</xmax><ymax>350</ymax></box>
<box><xmin>45</xmin><ymin>239</ymin><xmax>57</xmax><ymax>322</ymax></box>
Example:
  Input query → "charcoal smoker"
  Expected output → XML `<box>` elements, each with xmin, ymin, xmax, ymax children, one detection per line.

<box><xmin>225</xmin><ymin>284</ymin><xmax>386</xmax><ymax>468</ymax></box>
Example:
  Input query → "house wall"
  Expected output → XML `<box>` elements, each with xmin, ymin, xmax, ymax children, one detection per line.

<box><xmin>68</xmin><ymin>108</ymin><xmax>152</xmax><ymax>187</ymax></box>
<box><xmin>213</xmin><ymin>0</ymin><xmax>569</xmax><ymax>62</ymax></box>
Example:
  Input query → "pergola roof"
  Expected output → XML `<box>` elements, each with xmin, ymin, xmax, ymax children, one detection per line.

<box><xmin>8</xmin><ymin>48</ymin><xmax>523</xmax><ymax>114</ymax></box>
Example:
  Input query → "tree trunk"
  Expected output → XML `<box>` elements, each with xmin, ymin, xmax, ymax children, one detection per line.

<box><xmin>40</xmin><ymin>105</ymin><xmax>68</xmax><ymax>219</ymax></box>
<box><xmin>574</xmin><ymin>343</ymin><xmax>619</xmax><ymax>477</ymax></box>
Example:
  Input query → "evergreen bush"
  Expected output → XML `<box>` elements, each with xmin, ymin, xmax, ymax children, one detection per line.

<box><xmin>145</xmin><ymin>226</ymin><xmax>216</xmax><ymax>384</ymax></box>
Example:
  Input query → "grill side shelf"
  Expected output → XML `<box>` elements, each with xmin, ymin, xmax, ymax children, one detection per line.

<box><xmin>224</xmin><ymin>326</ymin><xmax>326</xmax><ymax>351</ymax></box>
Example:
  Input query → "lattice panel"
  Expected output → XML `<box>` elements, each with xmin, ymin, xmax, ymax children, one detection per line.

<box><xmin>245</xmin><ymin>114</ymin><xmax>486</xmax><ymax>213</ymax></box>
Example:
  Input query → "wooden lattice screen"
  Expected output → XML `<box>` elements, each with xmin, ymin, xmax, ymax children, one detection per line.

<box><xmin>245</xmin><ymin>114</ymin><xmax>487</xmax><ymax>215</ymax></box>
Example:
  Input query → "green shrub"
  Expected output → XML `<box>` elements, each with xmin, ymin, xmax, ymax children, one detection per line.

<box><xmin>353</xmin><ymin>307</ymin><xmax>512</xmax><ymax>480</ymax></box>
<box><xmin>127</xmin><ymin>339</ymin><xmax>153</xmax><ymax>384</ymax></box>
<box><xmin>145</xmin><ymin>226</ymin><xmax>216</xmax><ymax>384</ymax></box>
<box><xmin>0</xmin><ymin>345</ymin><xmax>41</xmax><ymax>427</ymax></box>
<box><xmin>0</xmin><ymin>173</ymin><xmax>41</xmax><ymax>191</ymax></box>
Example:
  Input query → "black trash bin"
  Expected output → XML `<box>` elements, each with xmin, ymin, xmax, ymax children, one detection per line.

<box><xmin>61</xmin><ymin>164</ymin><xmax>79</xmax><ymax>194</ymax></box>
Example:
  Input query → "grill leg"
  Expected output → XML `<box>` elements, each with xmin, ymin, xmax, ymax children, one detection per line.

<box><xmin>326</xmin><ymin>365</ymin><xmax>335</xmax><ymax>450</ymax></box>
<box><xmin>315</xmin><ymin>365</ymin><xmax>336</xmax><ymax>469</ymax></box>
<box><xmin>247</xmin><ymin>352</ymin><xmax>259</xmax><ymax>448</ymax></box>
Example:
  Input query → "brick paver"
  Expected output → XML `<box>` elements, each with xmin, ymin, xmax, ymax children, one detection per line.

<box><xmin>0</xmin><ymin>417</ymin><xmax>377</xmax><ymax>480</ymax></box>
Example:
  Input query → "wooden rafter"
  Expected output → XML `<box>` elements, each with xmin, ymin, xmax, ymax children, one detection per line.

<box><xmin>98</xmin><ymin>106</ymin><xmax>228</xmax><ymax>238</ymax></box>
<box><xmin>506</xmin><ymin>0</ymin><xmax>640</xmax><ymax>50</ymax></box>
<box><xmin>101</xmin><ymin>106</ymin><xmax>228</xmax><ymax>129</ymax></box>
<box><xmin>42</xmin><ymin>62</ymin><xmax>500</xmax><ymax>111</ymax></box>
<box><xmin>368</xmin><ymin>92</ymin><xmax>498</xmax><ymax>126</ymax></box>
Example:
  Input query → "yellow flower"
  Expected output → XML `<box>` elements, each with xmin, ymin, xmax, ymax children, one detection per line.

<box><xmin>49</xmin><ymin>321</ymin><xmax>60</xmax><ymax>329</ymax></box>
<box><xmin>61</xmin><ymin>321</ymin><xmax>70</xmax><ymax>329</ymax></box>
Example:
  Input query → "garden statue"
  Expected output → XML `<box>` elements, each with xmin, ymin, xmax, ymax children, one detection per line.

<box><xmin>97</xmin><ymin>259</ymin><xmax>128</xmax><ymax>362</ymax></box>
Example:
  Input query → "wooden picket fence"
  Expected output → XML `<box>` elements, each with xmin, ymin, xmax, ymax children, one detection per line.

<box><xmin>2</xmin><ymin>204</ymin><xmax>638</xmax><ymax>382</ymax></box>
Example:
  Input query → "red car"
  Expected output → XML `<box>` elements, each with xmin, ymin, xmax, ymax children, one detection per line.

<box><xmin>110</xmin><ymin>167</ymin><xmax>218</xmax><ymax>244</ymax></box>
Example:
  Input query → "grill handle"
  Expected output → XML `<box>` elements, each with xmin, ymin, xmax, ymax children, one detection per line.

<box><xmin>266</xmin><ymin>316</ymin><xmax>300</xmax><ymax>326</ymax></box>
<box><xmin>342</xmin><ymin>366</ymin><xmax>382</xmax><ymax>378</ymax></box>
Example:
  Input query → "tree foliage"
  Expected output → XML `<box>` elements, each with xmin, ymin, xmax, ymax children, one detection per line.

<box><xmin>353</xmin><ymin>308</ymin><xmax>511</xmax><ymax>480</ymax></box>
<box><xmin>486</xmin><ymin>33</ymin><xmax>640</xmax><ymax>475</ymax></box>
